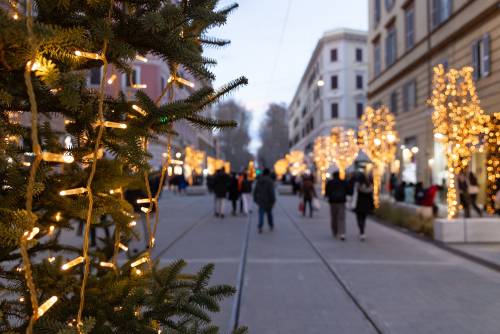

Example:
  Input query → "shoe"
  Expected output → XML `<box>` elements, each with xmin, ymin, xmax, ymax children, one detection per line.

<box><xmin>258</xmin><ymin>228</ymin><xmax>262</xmax><ymax>234</ymax></box>
<box><xmin>360</xmin><ymin>234</ymin><xmax>365</xmax><ymax>242</ymax></box>
<box><xmin>221</xmin><ymin>214</ymin><xmax>225</xmax><ymax>219</ymax></box>
<box><xmin>270</xmin><ymin>225</ymin><xmax>274</xmax><ymax>231</ymax></box>
<box><xmin>340</xmin><ymin>235</ymin><xmax>345</xmax><ymax>241</ymax></box>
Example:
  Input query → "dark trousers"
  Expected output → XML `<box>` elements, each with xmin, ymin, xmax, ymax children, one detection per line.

<box><xmin>470</xmin><ymin>194</ymin><xmax>482</xmax><ymax>216</ymax></box>
<box><xmin>258</xmin><ymin>207</ymin><xmax>273</xmax><ymax>229</ymax></box>
<box><xmin>460</xmin><ymin>193</ymin><xmax>471</xmax><ymax>218</ymax></box>
<box><xmin>330</xmin><ymin>203</ymin><xmax>346</xmax><ymax>236</ymax></box>
<box><xmin>231</xmin><ymin>199</ymin><xmax>238</xmax><ymax>214</ymax></box>
<box><xmin>356</xmin><ymin>212</ymin><xmax>367</xmax><ymax>234</ymax></box>
<box><xmin>303</xmin><ymin>198</ymin><xmax>313</xmax><ymax>217</ymax></box>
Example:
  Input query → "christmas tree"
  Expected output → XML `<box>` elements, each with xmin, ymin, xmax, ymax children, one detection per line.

<box><xmin>0</xmin><ymin>0</ymin><xmax>247</xmax><ymax>333</ymax></box>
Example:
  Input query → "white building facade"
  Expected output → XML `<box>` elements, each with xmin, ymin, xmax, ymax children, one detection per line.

<box><xmin>288</xmin><ymin>29</ymin><xmax>368</xmax><ymax>156</ymax></box>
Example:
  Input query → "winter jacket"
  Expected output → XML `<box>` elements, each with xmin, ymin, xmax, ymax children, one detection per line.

<box><xmin>325</xmin><ymin>178</ymin><xmax>348</xmax><ymax>203</ymax></box>
<box><xmin>213</xmin><ymin>171</ymin><xmax>229</xmax><ymax>198</ymax></box>
<box><xmin>241</xmin><ymin>179</ymin><xmax>252</xmax><ymax>193</ymax></box>
<box><xmin>354</xmin><ymin>183</ymin><xmax>374</xmax><ymax>214</ymax></box>
<box><xmin>253</xmin><ymin>175</ymin><xmax>276</xmax><ymax>211</ymax></box>
<box><xmin>301</xmin><ymin>179</ymin><xmax>316</xmax><ymax>200</ymax></box>
<box><xmin>228</xmin><ymin>176</ymin><xmax>240</xmax><ymax>201</ymax></box>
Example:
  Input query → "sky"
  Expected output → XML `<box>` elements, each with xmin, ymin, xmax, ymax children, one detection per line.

<box><xmin>205</xmin><ymin>0</ymin><xmax>368</xmax><ymax>153</ymax></box>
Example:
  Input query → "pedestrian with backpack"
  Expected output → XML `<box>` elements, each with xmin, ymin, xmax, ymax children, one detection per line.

<box><xmin>325</xmin><ymin>171</ymin><xmax>348</xmax><ymax>240</ymax></box>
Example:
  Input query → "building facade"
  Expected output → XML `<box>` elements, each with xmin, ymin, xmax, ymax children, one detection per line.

<box><xmin>288</xmin><ymin>29</ymin><xmax>368</xmax><ymax>159</ymax></box>
<box><xmin>368</xmin><ymin>0</ymin><xmax>500</xmax><ymax>202</ymax></box>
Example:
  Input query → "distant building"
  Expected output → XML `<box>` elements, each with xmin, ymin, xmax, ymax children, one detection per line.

<box><xmin>288</xmin><ymin>28</ymin><xmax>368</xmax><ymax>160</ymax></box>
<box><xmin>367</xmin><ymin>0</ymin><xmax>499</xmax><ymax>203</ymax></box>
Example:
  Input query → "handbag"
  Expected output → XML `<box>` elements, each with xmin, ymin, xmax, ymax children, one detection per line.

<box><xmin>313</xmin><ymin>198</ymin><xmax>321</xmax><ymax>210</ymax></box>
<box><xmin>299</xmin><ymin>202</ymin><xmax>304</xmax><ymax>212</ymax></box>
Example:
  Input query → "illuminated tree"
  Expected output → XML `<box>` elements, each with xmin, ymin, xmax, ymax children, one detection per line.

<box><xmin>247</xmin><ymin>160</ymin><xmax>256</xmax><ymax>180</ymax></box>
<box><xmin>358</xmin><ymin>106</ymin><xmax>399</xmax><ymax>208</ymax></box>
<box><xmin>430</xmin><ymin>65</ymin><xmax>485</xmax><ymax>219</ymax></box>
<box><xmin>329</xmin><ymin>127</ymin><xmax>359</xmax><ymax>180</ymax></box>
<box><xmin>184</xmin><ymin>146</ymin><xmax>205</xmax><ymax>185</ymax></box>
<box><xmin>274</xmin><ymin>158</ymin><xmax>288</xmax><ymax>180</ymax></box>
<box><xmin>313</xmin><ymin>136</ymin><xmax>331</xmax><ymax>194</ymax></box>
<box><xmin>286</xmin><ymin>150</ymin><xmax>307</xmax><ymax>176</ymax></box>
<box><xmin>485</xmin><ymin>113</ymin><xmax>500</xmax><ymax>214</ymax></box>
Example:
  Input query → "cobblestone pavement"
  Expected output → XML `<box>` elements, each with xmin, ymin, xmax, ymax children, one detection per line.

<box><xmin>60</xmin><ymin>191</ymin><xmax>500</xmax><ymax>333</ymax></box>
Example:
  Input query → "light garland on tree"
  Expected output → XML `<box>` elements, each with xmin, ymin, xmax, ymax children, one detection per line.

<box><xmin>184</xmin><ymin>146</ymin><xmax>205</xmax><ymax>184</ymax></box>
<box><xmin>313</xmin><ymin>136</ymin><xmax>331</xmax><ymax>194</ymax></box>
<box><xmin>247</xmin><ymin>160</ymin><xmax>256</xmax><ymax>180</ymax></box>
<box><xmin>429</xmin><ymin>65</ymin><xmax>485</xmax><ymax>219</ymax></box>
<box><xmin>484</xmin><ymin>112</ymin><xmax>499</xmax><ymax>214</ymax></box>
<box><xmin>285</xmin><ymin>150</ymin><xmax>307</xmax><ymax>176</ymax></box>
<box><xmin>358</xmin><ymin>106</ymin><xmax>399</xmax><ymax>208</ymax></box>
<box><xmin>329</xmin><ymin>127</ymin><xmax>359</xmax><ymax>180</ymax></box>
<box><xmin>274</xmin><ymin>158</ymin><xmax>288</xmax><ymax>180</ymax></box>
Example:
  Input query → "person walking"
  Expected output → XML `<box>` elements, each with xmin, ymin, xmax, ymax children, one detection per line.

<box><xmin>325</xmin><ymin>171</ymin><xmax>348</xmax><ymax>240</ymax></box>
<box><xmin>213</xmin><ymin>168</ymin><xmax>229</xmax><ymax>218</ymax></box>
<box><xmin>301</xmin><ymin>175</ymin><xmax>316</xmax><ymax>218</ymax></box>
<box><xmin>240</xmin><ymin>172</ymin><xmax>252</xmax><ymax>215</ymax></box>
<box><xmin>228</xmin><ymin>172</ymin><xmax>240</xmax><ymax>216</ymax></box>
<box><xmin>458</xmin><ymin>172</ymin><xmax>471</xmax><ymax>218</ymax></box>
<box><xmin>353</xmin><ymin>173</ymin><xmax>374</xmax><ymax>241</ymax></box>
<box><xmin>253</xmin><ymin>168</ymin><xmax>276</xmax><ymax>234</ymax></box>
<box><xmin>468</xmin><ymin>171</ymin><xmax>482</xmax><ymax>217</ymax></box>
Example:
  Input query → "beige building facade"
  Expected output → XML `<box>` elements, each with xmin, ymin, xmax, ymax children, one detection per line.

<box><xmin>368</xmin><ymin>0</ymin><xmax>500</xmax><ymax>202</ymax></box>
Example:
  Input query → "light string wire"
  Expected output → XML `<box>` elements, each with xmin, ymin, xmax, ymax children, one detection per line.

<box><xmin>22</xmin><ymin>0</ymin><xmax>41</xmax><ymax>332</ymax></box>
<box><xmin>76</xmin><ymin>2</ymin><xmax>113</xmax><ymax>330</ymax></box>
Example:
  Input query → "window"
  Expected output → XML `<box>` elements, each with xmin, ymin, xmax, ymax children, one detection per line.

<box><xmin>472</xmin><ymin>34</ymin><xmax>491</xmax><ymax>80</ymax></box>
<box><xmin>432</xmin><ymin>0</ymin><xmax>452</xmax><ymax>29</ymax></box>
<box><xmin>160</xmin><ymin>76</ymin><xmax>166</xmax><ymax>90</ymax></box>
<box><xmin>301</xmin><ymin>107</ymin><xmax>307</xmax><ymax>118</ymax></box>
<box><xmin>374</xmin><ymin>0</ymin><xmax>381</xmax><ymax>25</ymax></box>
<box><xmin>405</xmin><ymin>3</ymin><xmax>415</xmax><ymax>50</ymax></box>
<box><xmin>331</xmin><ymin>75</ymin><xmax>338</xmax><ymax>90</ymax></box>
<box><xmin>356</xmin><ymin>48</ymin><xmax>363</xmax><ymax>62</ymax></box>
<box><xmin>403</xmin><ymin>80</ymin><xmax>417</xmax><ymax>111</ymax></box>
<box><xmin>331</xmin><ymin>103</ymin><xmax>339</xmax><ymax>118</ymax></box>
<box><xmin>89</xmin><ymin>67</ymin><xmax>101</xmax><ymax>86</ymax></box>
<box><xmin>293</xmin><ymin>118</ymin><xmax>299</xmax><ymax>129</ymax></box>
<box><xmin>390</xmin><ymin>90</ymin><xmax>398</xmax><ymax>114</ymax></box>
<box><xmin>374</xmin><ymin>40</ymin><xmax>381</xmax><ymax>76</ymax></box>
<box><xmin>385</xmin><ymin>0</ymin><xmax>395</xmax><ymax>11</ymax></box>
<box><xmin>356</xmin><ymin>75</ymin><xmax>363</xmax><ymax>89</ymax></box>
<box><xmin>356</xmin><ymin>103</ymin><xmax>364</xmax><ymax>119</ymax></box>
<box><xmin>314</xmin><ymin>87</ymin><xmax>320</xmax><ymax>101</ymax></box>
<box><xmin>123</xmin><ymin>69</ymin><xmax>139</xmax><ymax>88</ymax></box>
<box><xmin>331</xmin><ymin>49</ymin><xmax>338</xmax><ymax>62</ymax></box>
<box><xmin>385</xmin><ymin>24</ymin><xmax>397</xmax><ymax>67</ymax></box>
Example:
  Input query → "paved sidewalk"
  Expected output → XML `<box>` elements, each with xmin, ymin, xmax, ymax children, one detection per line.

<box><xmin>57</xmin><ymin>191</ymin><xmax>500</xmax><ymax>333</ymax></box>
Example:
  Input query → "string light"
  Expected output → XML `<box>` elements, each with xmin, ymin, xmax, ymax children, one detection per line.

<box><xmin>131</xmin><ymin>84</ymin><xmax>147</xmax><ymax>89</ymax></box>
<box><xmin>135</xmin><ymin>55</ymin><xmax>148</xmax><ymax>63</ymax></box>
<box><xmin>59</xmin><ymin>187</ymin><xmax>87</xmax><ymax>196</ymax></box>
<box><xmin>95</xmin><ymin>121</ymin><xmax>127</xmax><ymax>129</ymax></box>
<box><xmin>61</xmin><ymin>256</ymin><xmax>84</xmax><ymax>270</ymax></box>
<box><xmin>48</xmin><ymin>257</ymin><xmax>56</xmax><ymax>263</ymax></box>
<box><xmin>41</xmin><ymin>152</ymin><xmax>74</xmax><ymax>163</ymax></box>
<box><xmin>136</xmin><ymin>198</ymin><xmax>155</xmax><ymax>204</ymax></box>
<box><xmin>74</xmin><ymin>50</ymin><xmax>102</xmax><ymax>60</ymax></box>
<box><xmin>429</xmin><ymin>65</ymin><xmax>485</xmax><ymax>219</ymax></box>
<box><xmin>168</xmin><ymin>75</ymin><xmax>195</xmax><ymax>88</ymax></box>
<box><xmin>107</xmin><ymin>74</ymin><xmax>117</xmax><ymax>84</ymax></box>
<box><xmin>118</xmin><ymin>243</ymin><xmax>128</xmax><ymax>251</ymax></box>
<box><xmin>130</xmin><ymin>256</ymin><xmax>149</xmax><ymax>268</ymax></box>
<box><xmin>132</xmin><ymin>104</ymin><xmax>147</xmax><ymax>116</ymax></box>
<box><xmin>99</xmin><ymin>262</ymin><xmax>115</xmax><ymax>269</ymax></box>
<box><xmin>36</xmin><ymin>296</ymin><xmax>58</xmax><ymax>319</ymax></box>
<box><xmin>285</xmin><ymin>151</ymin><xmax>307</xmax><ymax>176</ymax></box>
<box><xmin>109</xmin><ymin>188</ymin><xmax>122</xmax><ymax>194</ymax></box>
<box><xmin>140</xmin><ymin>207</ymin><xmax>151</xmax><ymax>213</ymax></box>
<box><xmin>484</xmin><ymin>113</ymin><xmax>499</xmax><ymax>214</ymax></box>
<box><xmin>24</xmin><ymin>227</ymin><xmax>40</xmax><ymax>241</ymax></box>
<box><xmin>128</xmin><ymin>221</ymin><xmax>137</xmax><ymax>227</ymax></box>
<box><xmin>358</xmin><ymin>106</ymin><xmax>399</xmax><ymax>208</ymax></box>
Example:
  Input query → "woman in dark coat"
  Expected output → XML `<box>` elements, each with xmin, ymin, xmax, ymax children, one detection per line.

<box><xmin>228</xmin><ymin>172</ymin><xmax>241</xmax><ymax>215</ymax></box>
<box><xmin>301</xmin><ymin>175</ymin><xmax>316</xmax><ymax>218</ymax></box>
<box><xmin>354</xmin><ymin>173</ymin><xmax>374</xmax><ymax>241</ymax></box>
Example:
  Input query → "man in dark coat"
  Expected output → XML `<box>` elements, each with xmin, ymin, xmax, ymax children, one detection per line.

<box><xmin>325</xmin><ymin>171</ymin><xmax>348</xmax><ymax>239</ymax></box>
<box><xmin>213</xmin><ymin>168</ymin><xmax>229</xmax><ymax>218</ymax></box>
<box><xmin>253</xmin><ymin>168</ymin><xmax>276</xmax><ymax>234</ymax></box>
